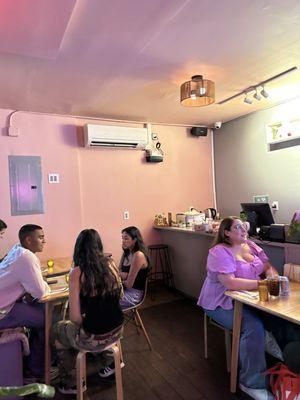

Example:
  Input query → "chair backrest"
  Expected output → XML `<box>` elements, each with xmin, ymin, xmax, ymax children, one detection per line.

<box><xmin>284</xmin><ymin>263</ymin><xmax>300</xmax><ymax>282</ymax></box>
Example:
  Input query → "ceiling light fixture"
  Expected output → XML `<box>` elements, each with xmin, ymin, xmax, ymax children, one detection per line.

<box><xmin>253</xmin><ymin>88</ymin><xmax>262</xmax><ymax>101</ymax></box>
<box><xmin>244</xmin><ymin>93</ymin><xmax>253</xmax><ymax>104</ymax></box>
<box><xmin>260</xmin><ymin>86</ymin><xmax>269</xmax><ymax>98</ymax></box>
<box><xmin>180</xmin><ymin>74</ymin><xmax>215</xmax><ymax>106</ymax></box>
<box><xmin>218</xmin><ymin>66</ymin><xmax>297</xmax><ymax>105</ymax></box>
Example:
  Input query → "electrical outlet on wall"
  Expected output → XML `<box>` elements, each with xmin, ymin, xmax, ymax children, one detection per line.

<box><xmin>123</xmin><ymin>211</ymin><xmax>129</xmax><ymax>220</ymax></box>
<box><xmin>272</xmin><ymin>201</ymin><xmax>279</xmax><ymax>211</ymax></box>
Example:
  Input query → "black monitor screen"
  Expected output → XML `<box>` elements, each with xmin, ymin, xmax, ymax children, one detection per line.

<box><xmin>241</xmin><ymin>203</ymin><xmax>274</xmax><ymax>236</ymax></box>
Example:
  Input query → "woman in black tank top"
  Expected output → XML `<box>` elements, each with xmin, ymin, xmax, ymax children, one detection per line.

<box><xmin>119</xmin><ymin>226</ymin><xmax>149</xmax><ymax>309</ymax></box>
<box><xmin>52</xmin><ymin>229</ymin><xmax>124</xmax><ymax>393</ymax></box>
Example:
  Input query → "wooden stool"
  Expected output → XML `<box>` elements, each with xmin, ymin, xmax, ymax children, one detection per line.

<box><xmin>76</xmin><ymin>340</ymin><xmax>123</xmax><ymax>400</ymax></box>
<box><xmin>204</xmin><ymin>313</ymin><xmax>231</xmax><ymax>372</ymax></box>
<box><xmin>148</xmin><ymin>244</ymin><xmax>175</xmax><ymax>289</ymax></box>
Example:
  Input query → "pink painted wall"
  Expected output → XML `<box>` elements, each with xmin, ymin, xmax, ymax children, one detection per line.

<box><xmin>0</xmin><ymin>110</ymin><xmax>214</xmax><ymax>263</ymax></box>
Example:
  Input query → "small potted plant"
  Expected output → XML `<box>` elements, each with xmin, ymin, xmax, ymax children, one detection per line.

<box><xmin>286</xmin><ymin>211</ymin><xmax>300</xmax><ymax>243</ymax></box>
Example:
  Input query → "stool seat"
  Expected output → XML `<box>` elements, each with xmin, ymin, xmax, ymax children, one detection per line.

<box><xmin>148</xmin><ymin>244</ymin><xmax>175</xmax><ymax>293</ymax></box>
<box><xmin>76</xmin><ymin>340</ymin><xmax>123</xmax><ymax>400</ymax></box>
<box><xmin>148</xmin><ymin>244</ymin><xmax>168</xmax><ymax>250</ymax></box>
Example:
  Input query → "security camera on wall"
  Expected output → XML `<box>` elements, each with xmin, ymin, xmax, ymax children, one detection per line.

<box><xmin>214</xmin><ymin>121</ymin><xmax>222</xmax><ymax>129</ymax></box>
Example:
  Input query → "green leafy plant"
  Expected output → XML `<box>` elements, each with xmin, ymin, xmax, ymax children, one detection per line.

<box><xmin>288</xmin><ymin>221</ymin><xmax>300</xmax><ymax>236</ymax></box>
<box><xmin>240</xmin><ymin>211</ymin><xmax>247</xmax><ymax>222</ymax></box>
<box><xmin>0</xmin><ymin>383</ymin><xmax>54</xmax><ymax>398</ymax></box>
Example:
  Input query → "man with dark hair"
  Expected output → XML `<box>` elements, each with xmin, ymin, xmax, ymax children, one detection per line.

<box><xmin>0</xmin><ymin>224</ymin><xmax>50</xmax><ymax>380</ymax></box>
<box><xmin>0</xmin><ymin>219</ymin><xmax>7</xmax><ymax>235</ymax></box>
<box><xmin>0</xmin><ymin>219</ymin><xmax>7</xmax><ymax>262</ymax></box>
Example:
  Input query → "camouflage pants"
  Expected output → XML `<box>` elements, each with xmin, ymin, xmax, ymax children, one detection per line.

<box><xmin>51</xmin><ymin>320</ymin><xmax>123</xmax><ymax>388</ymax></box>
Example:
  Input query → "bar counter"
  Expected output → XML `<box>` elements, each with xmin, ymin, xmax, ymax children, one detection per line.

<box><xmin>154</xmin><ymin>226</ymin><xmax>300</xmax><ymax>299</ymax></box>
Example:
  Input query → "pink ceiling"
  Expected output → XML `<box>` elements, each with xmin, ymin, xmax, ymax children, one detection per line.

<box><xmin>0</xmin><ymin>0</ymin><xmax>76</xmax><ymax>59</ymax></box>
<box><xmin>0</xmin><ymin>0</ymin><xmax>298</xmax><ymax>125</ymax></box>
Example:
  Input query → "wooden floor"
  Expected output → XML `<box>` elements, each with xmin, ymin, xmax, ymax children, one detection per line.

<box><xmin>54</xmin><ymin>287</ymin><xmax>249</xmax><ymax>400</ymax></box>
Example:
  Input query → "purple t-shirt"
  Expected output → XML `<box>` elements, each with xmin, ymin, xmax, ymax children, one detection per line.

<box><xmin>197</xmin><ymin>240</ymin><xmax>269</xmax><ymax>310</ymax></box>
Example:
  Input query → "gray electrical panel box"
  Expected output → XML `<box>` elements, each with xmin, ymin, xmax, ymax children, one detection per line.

<box><xmin>8</xmin><ymin>156</ymin><xmax>44</xmax><ymax>216</ymax></box>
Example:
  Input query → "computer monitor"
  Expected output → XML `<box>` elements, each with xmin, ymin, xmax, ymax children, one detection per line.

<box><xmin>241</xmin><ymin>203</ymin><xmax>275</xmax><ymax>236</ymax></box>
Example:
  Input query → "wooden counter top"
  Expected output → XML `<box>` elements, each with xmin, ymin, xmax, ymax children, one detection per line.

<box><xmin>154</xmin><ymin>225</ymin><xmax>300</xmax><ymax>249</ymax></box>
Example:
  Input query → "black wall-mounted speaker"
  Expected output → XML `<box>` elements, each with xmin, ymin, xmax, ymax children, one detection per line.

<box><xmin>191</xmin><ymin>127</ymin><xmax>208</xmax><ymax>137</ymax></box>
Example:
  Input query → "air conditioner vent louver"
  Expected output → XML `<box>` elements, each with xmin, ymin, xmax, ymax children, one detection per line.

<box><xmin>84</xmin><ymin>124</ymin><xmax>147</xmax><ymax>149</ymax></box>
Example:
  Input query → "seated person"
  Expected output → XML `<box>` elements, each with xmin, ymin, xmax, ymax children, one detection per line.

<box><xmin>0</xmin><ymin>224</ymin><xmax>50</xmax><ymax>380</ymax></box>
<box><xmin>119</xmin><ymin>226</ymin><xmax>149</xmax><ymax>309</ymax></box>
<box><xmin>198</xmin><ymin>216</ymin><xmax>278</xmax><ymax>400</ymax></box>
<box><xmin>52</xmin><ymin>229</ymin><xmax>124</xmax><ymax>394</ymax></box>
<box><xmin>0</xmin><ymin>219</ymin><xmax>7</xmax><ymax>262</ymax></box>
<box><xmin>0</xmin><ymin>219</ymin><xmax>7</xmax><ymax>238</ymax></box>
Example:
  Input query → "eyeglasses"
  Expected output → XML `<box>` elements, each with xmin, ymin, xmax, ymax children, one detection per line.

<box><xmin>232</xmin><ymin>224</ymin><xmax>246</xmax><ymax>231</ymax></box>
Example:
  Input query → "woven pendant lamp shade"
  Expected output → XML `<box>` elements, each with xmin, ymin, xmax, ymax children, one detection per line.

<box><xmin>180</xmin><ymin>75</ymin><xmax>215</xmax><ymax>106</ymax></box>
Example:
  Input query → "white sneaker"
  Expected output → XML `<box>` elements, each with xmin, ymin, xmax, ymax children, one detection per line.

<box><xmin>239</xmin><ymin>383</ymin><xmax>274</xmax><ymax>400</ymax></box>
<box><xmin>98</xmin><ymin>361</ymin><xmax>125</xmax><ymax>378</ymax></box>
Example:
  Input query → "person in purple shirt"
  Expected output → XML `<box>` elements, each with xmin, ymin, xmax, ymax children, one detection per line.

<box><xmin>198</xmin><ymin>216</ymin><xmax>278</xmax><ymax>400</ymax></box>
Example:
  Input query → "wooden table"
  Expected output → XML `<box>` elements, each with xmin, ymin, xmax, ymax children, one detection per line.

<box><xmin>41</xmin><ymin>254</ymin><xmax>112</xmax><ymax>277</ymax></box>
<box><xmin>40</xmin><ymin>275</ymin><xmax>69</xmax><ymax>384</ymax></box>
<box><xmin>41</xmin><ymin>257</ymin><xmax>73</xmax><ymax>277</ymax></box>
<box><xmin>226</xmin><ymin>282</ymin><xmax>300</xmax><ymax>393</ymax></box>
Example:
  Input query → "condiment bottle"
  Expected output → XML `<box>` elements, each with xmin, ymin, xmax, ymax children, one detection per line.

<box><xmin>258</xmin><ymin>280</ymin><xmax>269</xmax><ymax>302</ymax></box>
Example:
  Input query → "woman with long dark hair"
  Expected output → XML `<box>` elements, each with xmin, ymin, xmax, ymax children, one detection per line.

<box><xmin>52</xmin><ymin>229</ymin><xmax>124</xmax><ymax>394</ymax></box>
<box><xmin>119</xmin><ymin>226</ymin><xmax>149</xmax><ymax>309</ymax></box>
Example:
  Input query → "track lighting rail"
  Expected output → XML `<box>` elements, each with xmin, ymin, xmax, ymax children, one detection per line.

<box><xmin>217</xmin><ymin>66</ymin><xmax>297</xmax><ymax>105</ymax></box>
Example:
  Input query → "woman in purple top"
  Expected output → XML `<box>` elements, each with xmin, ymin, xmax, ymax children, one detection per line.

<box><xmin>198</xmin><ymin>216</ymin><xmax>278</xmax><ymax>400</ymax></box>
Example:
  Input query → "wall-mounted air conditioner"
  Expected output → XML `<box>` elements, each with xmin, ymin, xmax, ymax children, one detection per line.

<box><xmin>83</xmin><ymin>124</ymin><xmax>148</xmax><ymax>149</ymax></box>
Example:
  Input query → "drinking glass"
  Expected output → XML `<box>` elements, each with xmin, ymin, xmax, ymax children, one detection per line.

<box><xmin>47</xmin><ymin>259</ymin><xmax>54</xmax><ymax>274</ymax></box>
<box><xmin>267</xmin><ymin>277</ymin><xmax>280</xmax><ymax>296</ymax></box>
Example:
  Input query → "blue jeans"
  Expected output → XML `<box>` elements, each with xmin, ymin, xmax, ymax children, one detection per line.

<box><xmin>204</xmin><ymin>306</ymin><xmax>267</xmax><ymax>389</ymax></box>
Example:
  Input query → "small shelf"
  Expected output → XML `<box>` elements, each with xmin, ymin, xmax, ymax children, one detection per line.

<box><xmin>266</xmin><ymin>119</ymin><xmax>300</xmax><ymax>152</ymax></box>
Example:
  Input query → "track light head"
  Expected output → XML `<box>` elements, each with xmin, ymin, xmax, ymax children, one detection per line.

<box><xmin>260</xmin><ymin>86</ymin><xmax>269</xmax><ymax>98</ymax></box>
<box><xmin>253</xmin><ymin>89</ymin><xmax>262</xmax><ymax>101</ymax></box>
<box><xmin>244</xmin><ymin>93</ymin><xmax>252</xmax><ymax>104</ymax></box>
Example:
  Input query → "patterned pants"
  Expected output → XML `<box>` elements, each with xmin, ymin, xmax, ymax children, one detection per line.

<box><xmin>51</xmin><ymin>320</ymin><xmax>122</xmax><ymax>388</ymax></box>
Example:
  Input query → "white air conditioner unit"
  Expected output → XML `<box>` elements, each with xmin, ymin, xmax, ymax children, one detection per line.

<box><xmin>83</xmin><ymin>124</ymin><xmax>148</xmax><ymax>149</ymax></box>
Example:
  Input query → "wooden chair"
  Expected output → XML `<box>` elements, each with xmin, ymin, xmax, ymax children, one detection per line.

<box><xmin>203</xmin><ymin>313</ymin><xmax>231</xmax><ymax>372</ymax></box>
<box><xmin>284</xmin><ymin>263</ymin><xmax>300</xmax><ymax>282</ymax></box>
<box><xmin>76</xmin><ymin>340</ymin><xmax>123</xmax><ymax>400</ymax></box>
<box><xmin>123</xmin><ymin>279</ymin><xmax>152</xmax><ymax>351</ymax></box>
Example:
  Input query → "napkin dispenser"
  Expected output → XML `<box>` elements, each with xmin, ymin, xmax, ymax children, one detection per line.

<box><xmin>269</xmin><ymin>224</ymin><xmax>285</xmax><ymax>242</ymax></box>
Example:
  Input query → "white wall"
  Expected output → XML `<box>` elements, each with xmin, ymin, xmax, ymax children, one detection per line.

<box><xmin>214</xmin><ymin>98</ymin><xmax>300</xmax><ymax>224</ymax></box>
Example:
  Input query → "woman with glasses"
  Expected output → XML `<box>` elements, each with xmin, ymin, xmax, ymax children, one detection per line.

<box><xmin>198</xmin><ymin>216</ymin><xmax>278</xmax><ymax>400</ymax></box>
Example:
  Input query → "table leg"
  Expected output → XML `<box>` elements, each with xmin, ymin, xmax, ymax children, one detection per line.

<box><xmin>45</xmin><ymin>302</ymin><xmax>53</xmax><ymax>384</ymax></box>
<box><xmin>230</xmin><ymin>300</ymin><xmax>243</xmax><ymax>393</ymax></box>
